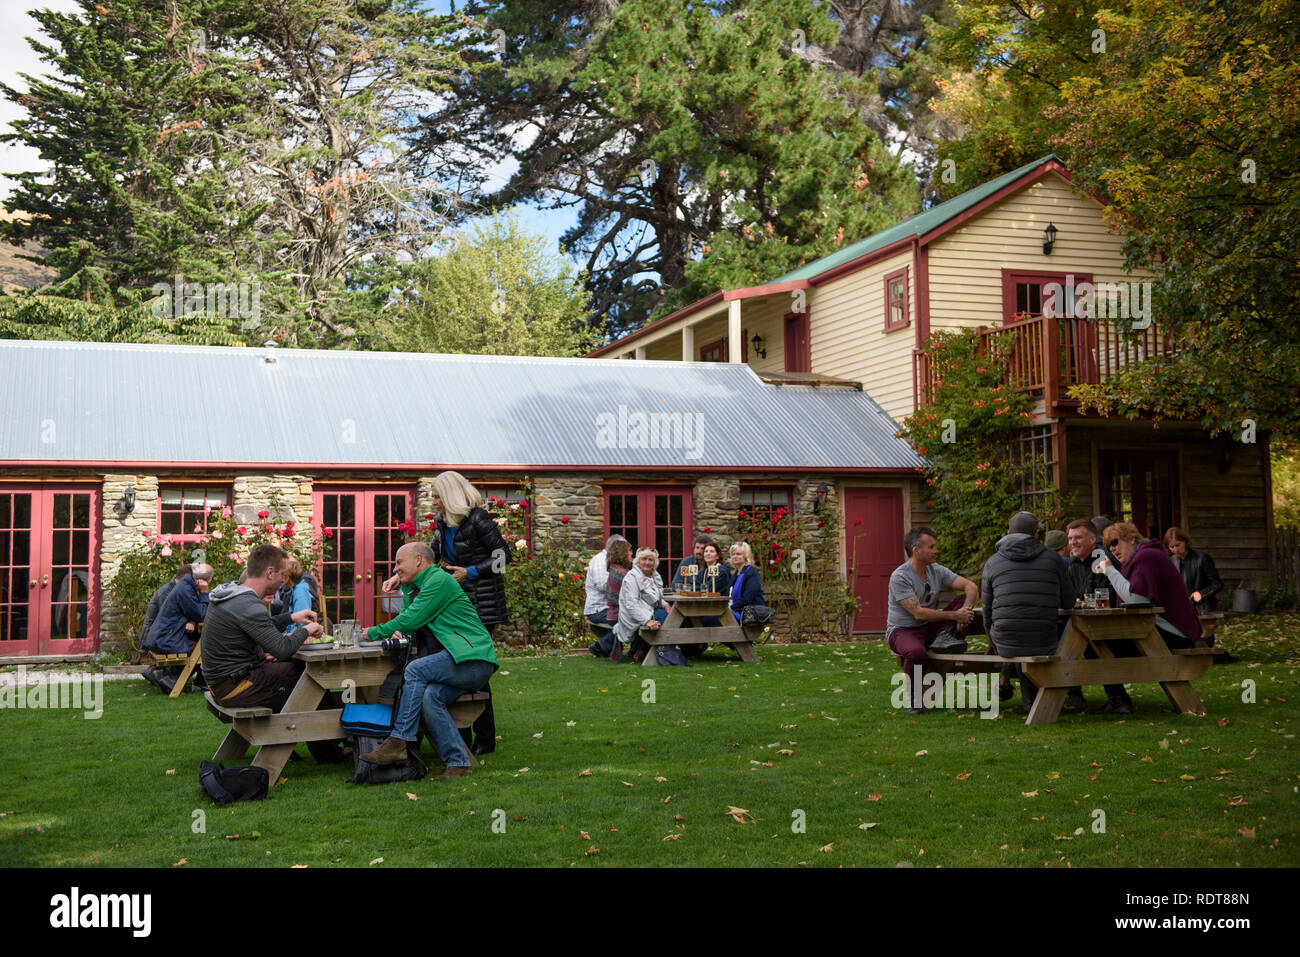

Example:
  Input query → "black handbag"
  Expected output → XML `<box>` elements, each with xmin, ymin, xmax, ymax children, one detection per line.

<box><xmin>740</xmin><ymin>604</ymin><xmax>775</xmax><ymax>627</ymax></box>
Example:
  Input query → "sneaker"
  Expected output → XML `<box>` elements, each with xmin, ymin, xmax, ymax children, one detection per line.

<box><xmin>998</xmin><ymin>682</ymin><xmax>1015</xmax><ymax>702</ymax></box>
<box><xmin>1089</xmin><ymin>697</ymin><xmax>1134</xmax><ymax>715</ymax></box>
<box><xmin>1063</xmin><ymin>692</ymin><xmax>1088</xmax><ymax>713</ymax></box>
<box><xmin>588</xmin><ymin>642</ymin><xmax>604</xmax><ymax>658</ymax></box>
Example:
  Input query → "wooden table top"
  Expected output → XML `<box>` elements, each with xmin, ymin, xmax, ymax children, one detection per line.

<box><xmin>294</xmin><ymin>640</ymin><xmax>387</xmax><ymax>662</ymax></box>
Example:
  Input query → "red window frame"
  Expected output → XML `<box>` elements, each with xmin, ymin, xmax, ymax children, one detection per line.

<box><xmin>783</xmin><ymin>311</ymin><xmax>811</xmax><ymax>372</ymax></box>
<box><xmin>603</xmin><ymin>485</ymin><xmax>694</xmax><ymax>584</ymax></box>
<box><xmin>157</xmin><ymin>484</ymin><xmax>231</xmax><ymax>542</ymax></box>
<box><xmin>739</xmin><ymin>486</ymin><xmax>795</xmax><ymax>523</ymax></box>
<box><xmin>698</xmin><ymin>332</ymin><xmax>749</xmax><ymax>363</ymax></box>
<box><xmin>1000</xmin><ymin>269</ymin><xmax>1093</xmax><ymax>323</ymax></box>
<box><xmin>884</xmin><ymin>267</ymin><xmax>909</xmax><ymax>332</ymax></box>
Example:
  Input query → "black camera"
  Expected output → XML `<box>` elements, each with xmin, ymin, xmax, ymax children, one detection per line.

<box><xmin>381</xmin><ymin>634</ymin><xmax>410</xmax><ymax>654</ymax></box>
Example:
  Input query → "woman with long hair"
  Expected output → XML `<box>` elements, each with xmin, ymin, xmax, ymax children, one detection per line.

<box><xmin>1162</xmin><ymin>526</ymin><xmax>1224</xmax><ymax>615</ymax></box>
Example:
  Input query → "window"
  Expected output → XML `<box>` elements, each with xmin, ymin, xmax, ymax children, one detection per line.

<box><xmin>739</xmin><ymin>487</ymin><xmax>794</xmax><ymax>524</ymax></box>
<box><xmin>604</xmin><ymin>486</ymin><xmax>693</xmax><ymax>584</ymax></box>
<box><xmin>698</xmin><ymin>333</ymin><xmax>748</xmax><ymax>363</ymax></box>
<box><xmin>478</xmin><ymin>483</ymin><xmax>532</xmax><ymax>549</ymax></box>
<box><xmin>884</xmin><ymin>267</ymin><xmax>909</xmax><ymax>332</ymax></box>
<box><xmin>158</xmin><ymin>485</ymin><xmax>229</xmax><ymax>540</ymax></box>
<box><xmin>1099</xmin><ymin>451</ymin><xmax>1181</xmax><ymax>540</ymax></box>
<box><xmin>784</xmin><ymin>312</ymin><xmax>810</xmax><ymax>373</ymax></box>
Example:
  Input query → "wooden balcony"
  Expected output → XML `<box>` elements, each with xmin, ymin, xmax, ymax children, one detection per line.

<box><xmin>912</xmin><ymin>315</ymin><xmax>1180</xmax><ymax>411</ymax></box>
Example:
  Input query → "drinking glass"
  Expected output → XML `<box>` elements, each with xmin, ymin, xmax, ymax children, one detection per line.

<box><xmin>337</xmin><ymin>619</ymin><xmax>357</xmax><ymax>647</ymax></box>
<box><xmin>1095</xmin><ymin>586</ymin><xmax>1111</xmax><ymax>609</ymax></box>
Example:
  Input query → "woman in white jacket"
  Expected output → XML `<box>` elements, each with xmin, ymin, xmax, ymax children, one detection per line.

<box><xmin>613</xmin><ymin>547</ymin><xmax>668</xmax><ymax>663</ymax></box>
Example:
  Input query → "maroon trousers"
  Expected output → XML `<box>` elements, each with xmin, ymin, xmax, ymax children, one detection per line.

<box><xmin>888</xmin><ymin>596</ymin><xmax>967</xmax><ymax>702</ymax></box>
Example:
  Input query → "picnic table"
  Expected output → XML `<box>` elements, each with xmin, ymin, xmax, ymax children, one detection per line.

<box><xmin>928</xmin><ymin>606</ymin><xmax>1214</xmax><ymax>725</ymax></box>
<box><xmin>641</xmin><ymin>593</ymin><xmax>760</xmax><ymax>666</ymax></box>
<box><xmin>205</xmin><ymin>642</ymin><xmax>489</xmax><ymax>784</ymax></box>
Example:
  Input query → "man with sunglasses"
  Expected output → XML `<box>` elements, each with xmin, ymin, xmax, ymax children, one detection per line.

<box><xmin>886</xmin><ymin>527</ymin><xmax>978</xmax><ymax>714</ymax></box>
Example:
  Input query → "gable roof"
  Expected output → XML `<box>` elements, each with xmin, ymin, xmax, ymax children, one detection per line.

<box><xmin>0</xmin><ymin>340</ymin><xmax>922</xmax><ymax>472</ymax></box>
<box><xmin>587</xmin><ymin>154</ymin><xmax>1068</xmax><ymax>357</ymax></box>
<box><xmin>764</xmin><ymin>154</ymin><xmax>1063</xmax><ymax>285</ymax></box>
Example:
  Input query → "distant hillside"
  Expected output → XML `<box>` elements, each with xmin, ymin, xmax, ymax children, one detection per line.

<box><xmin>0</xmin><ymin>210</ymin><xmax>53</xmax><ymax>294</ymax></box>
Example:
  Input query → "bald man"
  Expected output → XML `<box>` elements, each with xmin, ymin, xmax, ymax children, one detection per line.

<box><xmin>360</xmin><ymin>543</ymin><xmax>499</xmax><ymax>779</ymax></box>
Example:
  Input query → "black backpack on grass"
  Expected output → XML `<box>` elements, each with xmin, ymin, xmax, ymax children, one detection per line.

<box><xmin>199</xmin><ymin>760</ymin><xmax>269</xmax><ymax>805</ymax></box>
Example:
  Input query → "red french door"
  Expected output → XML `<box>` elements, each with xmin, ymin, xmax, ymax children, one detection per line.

<box><xmin>604</xmin><ymin>486</ymin><xmax>693</xmax><ymax>584</ymax></box>
<box><xmin>844</xmin><ymin>487</ymin><xmax>904</xmax><ymax>633</ymax></box>
<box><xmin>0</xmin><ymin>485</ymin><xmax>99</xmax><ymax>657</ymax></box>
<box><xmin>314</xmin><ymin>488</ymin><xmax>414</xmax><ymax>629</ymax></box>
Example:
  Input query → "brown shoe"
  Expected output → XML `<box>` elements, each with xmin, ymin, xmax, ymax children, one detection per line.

<box><xmin>359</xmin><ymin>736</ymin><xmax>410</xmax><ymax>765</ymax></box>
<box><xmin>434</xmin><ymin>765</ymin><xmax>472</xmax><ymax>781</ymax></box>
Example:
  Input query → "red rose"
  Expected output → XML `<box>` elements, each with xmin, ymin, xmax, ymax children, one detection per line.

<box><xmin>236</xmin><ymin>526</ymin><xmax>247</xmax><ymax>535</ymax></box>
<box><xmin>323</xmin><ymin>528</ymin><xmax>334</xmax><ymax>539</ymax></box>
<box><xmin>520</xmin><ymin>501</ymin><xmax>530</xmax><ymax>511</ymax></box>
<box><xmin>257</xmin><ymin>510</ymin><xmax>268</xmax><ymax>519</ymax></box>
<box><xmin>703</xmin><ymin>527</ymin><xmax>711</xmax><ymax>533</ymax></box>
<box><xmin>425</xmin><ymin>512</ymin><xmax>435</xmax><ymax>519</ymax></box>
<box><xmin>560</xmin><ymin>516</ymin><xmax>570</xmax><ymax>524</ymax></box>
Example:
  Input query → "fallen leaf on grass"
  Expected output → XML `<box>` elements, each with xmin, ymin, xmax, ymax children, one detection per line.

<box><xmin>662</xmin><ymin>795</ymin><xmax>674</xmax><ymax>804</ymax></box>
<box><xmin>726</xmin><ymin>805</ymin><xmax>755</xmax><ymax>824</ymax></box>
<box><xmin>1179</xmin><ymin>775</ymin><xmax>1196</xmax><ymax>781</ymax></box>
<box><xmin>820</xmin><ymin>843</ymin><xmax>834</xmax><ymax>853</ymax></box>
<box><xmin>277</xmin><ymin>777</ymin><xmax>287</xmax><ymax>786</ymax></box>
<box><xmin>369</xmin><ymin>857</ymin><xmax>384</xmax><ymax>866</ymax></box>
<box><xmin>1244</xmin><ymin>748</ymin><xmax>1259</xmax><ymax>760</ymax></box>
<box><xmin>778</xmin><ymin>749</ymin><xmax>794</xmax><ymax>756</ymax></box>
<box><xmin>1045</xmin><ymin>771</ymin><xmax>1060</xmax><ymax>780</ymax></box>
<box><xmin>673</xmin><ymin>815</ymin><xmax>684</xmax><ymax>823</ymax></box>
<box><xmin>1227</xmin><ymin>795</ymin><xmax>1247</xmax><ymax>806</ymax></box>
<box><xmin>584</xmin><ymin>845</ymin><xmax>599</xmax><ymax>856</ymax></box>
<box><xmin>172</xmin><ymin>858</ymin><xmax>188</xmax><ymax>867</ymax></box>
<box><xmin>867</xmin><ymin>793</ymin><xmax>882</xmax><ymax>802</ymax></box>
<box><xmin>1139</xmin><ymin>755</ymin><xmax>1153</xmax><ymax>763</ymax></box>
<box><xmin>654</xmin><ymin>776</ymin><xmax>668</xmax><ymax>782</ymax></box>
<box><xmin>577</xmin><ymin>768</ymin><xmax>593</xmax><ymax>777</ymax></box>
<box><xmin>1022</xmin><ymin>790</ymin><xmax>1039</xmax><ymax>798</ymax></box>
<box><xmin>165</xmin><ymin>769</ymin><xmax>176</xmax><ymax>775</ymax></box>
<box><xmin>291</xmin><ymin>864</ymin><xmax>308</xmax><ymax>869</ymax></box>
<box><xmin>915</xmin><ymin>749</ymin><xmax>928</xmax><ymax>756</ymax></box>
<box><xmin>1218</xmin><ymin>718</ymin><xmax>1229</xmax><ymax>727</ymax></box>
<box><xmin>406</xmin><ymin>792</ymin><xmax>419</xmax><ymax>801</ymax></box>
<box><xmin>621</xmin><ymin>781</ymin><xmax>634</xmax><ymax>788</ymax></box>
<box><xmin>532</xmin><ymin>732</ymin><xmax>543</xmax><ymax>739</ymax></box>
<box><xmin>662</xmin><ymin>833</ymin><xmax>682</xmax><ymax>841</ymax></box>
<box><xmin>580</xmin><ymin>830</ymin><xmax>590</xmax><ymax>841</ymax></box>
<box><xmin>956</xmin><ymin>772</ymin><xmax>971</xmax><ymax>780</ymax></box>
<box><xmin>858</xmin><ymin>822</ymin><xmax>878</xmax><ymax>830</ymax></box>
<box><xmin>226</xmin><ymin>834</ymin><xmax>240</xmax><ymax>840</ymax></box>
<box><xmin>761</xmin><ymin>761</ymin><xmax>774</xmax><ymax>767</ymax></box>
<box><xmin>1239</xmin><ymin>827</ymin><xmax>1256</xmax><ymax>838</ymax></box>
<box><xmin>1216</xmin><ymin>768</ymin><xmax>1231</xmax><ymax>775</ymax></box>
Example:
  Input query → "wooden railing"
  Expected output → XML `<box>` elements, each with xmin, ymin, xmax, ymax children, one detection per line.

<box><xmin>913</xmin><ymin>316</ymin><xmax>1180</xmax><ymax>410</ymax></box>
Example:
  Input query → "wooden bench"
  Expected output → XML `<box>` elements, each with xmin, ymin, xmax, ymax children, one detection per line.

<box><xmin>146</xmin><ymin>639</ymin><xmax>203</xmax><ymax>698</ymax></box>
<box><xmin>206</xmin><ymin>689</ymin><xmax>493</xmax><ymax>767</ymax></box>
<box><xmin>925</xmin><ymin>607</ymin><xmax>1215</xmax><ymax>724</ymax></box>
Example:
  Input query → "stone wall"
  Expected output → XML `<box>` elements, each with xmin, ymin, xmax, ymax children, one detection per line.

<box><xmin>230</xmin><ymin>473</ymin><xmax>313</xmax><ymax>525</ymax></box>
<box><xmin>98</xmin><ymin>473</ymin><xmax>160</xmax><ymax>645</ymax></box>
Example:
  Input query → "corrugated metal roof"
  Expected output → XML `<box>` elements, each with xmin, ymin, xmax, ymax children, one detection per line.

<box><xmin>0</xmin><ymin>340</ymin><xmax>922</xmax><ymax>471</ymax></box>
<box><xmin>765</xmin><ymin>154</ymin><xmax>1061</xmax><ymax>284</ymax></box>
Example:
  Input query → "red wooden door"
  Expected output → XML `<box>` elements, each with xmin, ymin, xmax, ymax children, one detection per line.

<box><xmin>314</xmin><ymin>488</ymin><xmax>413</xmax><ymax>629</ymax></box>
<box><xmin>0</xmin><ymin>485</ymin><xmax>99</xmax><ymax>656</ymax></box>
<box><xmin>843</xmin><ymin>487</ymin><xmax>904</xmax><ymax>633</ymax></box>
<box><xmin>604</xmin><ymin>486</ymin><xmax>693</xmax><ymax>584</ymax></box>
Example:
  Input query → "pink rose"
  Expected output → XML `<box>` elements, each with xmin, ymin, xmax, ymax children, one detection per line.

<box><xmin>161</xmin><ymin>546</ymin><xmax>172</xmax><ymax>557</ymax></box>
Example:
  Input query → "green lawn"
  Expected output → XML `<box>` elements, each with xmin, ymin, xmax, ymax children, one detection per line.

<box><xmin>2</xmin><ymin>616</ymin><xmax>1297</xmax><ymax>868</ymax></box>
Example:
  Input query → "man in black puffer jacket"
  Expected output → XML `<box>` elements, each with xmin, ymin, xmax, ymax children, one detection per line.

<box><xmin>981</xmin><ymin>511</ymin><xmax>1074</xmax><ymax>709</ymax></box>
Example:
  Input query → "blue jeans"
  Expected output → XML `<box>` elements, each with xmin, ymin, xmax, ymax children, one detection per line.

<box><xmin>392</xmin><ymin>651</ymin><xmax>496</xmax><ymax>767</ymax></box>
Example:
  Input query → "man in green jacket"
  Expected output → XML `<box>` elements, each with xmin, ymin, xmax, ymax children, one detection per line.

<box><xmin>361</xmin><ymin>542</ymin><xmax>498</xmax><ymax>779</ymax></box>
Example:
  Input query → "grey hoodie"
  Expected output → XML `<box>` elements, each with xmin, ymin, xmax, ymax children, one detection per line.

<box><xmin>202</xmin><ymin>582</ymin><xmax>307</xmax><ymax>684</ymax></box>
<box><xmin>980</xmin><ymin>533</ymin><xmax>1075</xmax><ymax>654</ymax></box>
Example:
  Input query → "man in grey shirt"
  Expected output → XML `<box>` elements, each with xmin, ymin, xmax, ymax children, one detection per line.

<box><xmin>886</xmin><ymin>526</ymin><xmax>978</xmax><ymax>713</ymax></box>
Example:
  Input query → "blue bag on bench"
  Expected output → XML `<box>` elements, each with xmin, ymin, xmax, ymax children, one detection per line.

<box><xmin>340</xmin><ymin>703</ymin><xmax>396</xmax><ymax>736</ymax></box>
